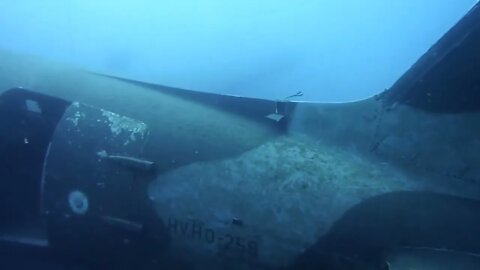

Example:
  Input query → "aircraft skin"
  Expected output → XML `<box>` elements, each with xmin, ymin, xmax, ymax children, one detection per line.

<box><xmin>0</xmin><ymin>3</ymin><xmax>479</xmax><ymax>270</ymax></box>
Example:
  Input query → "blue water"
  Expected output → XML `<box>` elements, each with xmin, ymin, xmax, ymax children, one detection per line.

<box><xmin>0</xmin><ymin>0</ymin><xmax>474</xmax><ymax>101</ymax></box>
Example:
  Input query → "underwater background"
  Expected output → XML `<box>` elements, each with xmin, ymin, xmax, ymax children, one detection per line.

<box><xmin>0</xmin><ymin>0</ymin><xmax>475</xmax><ymax>101</ymax></box>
